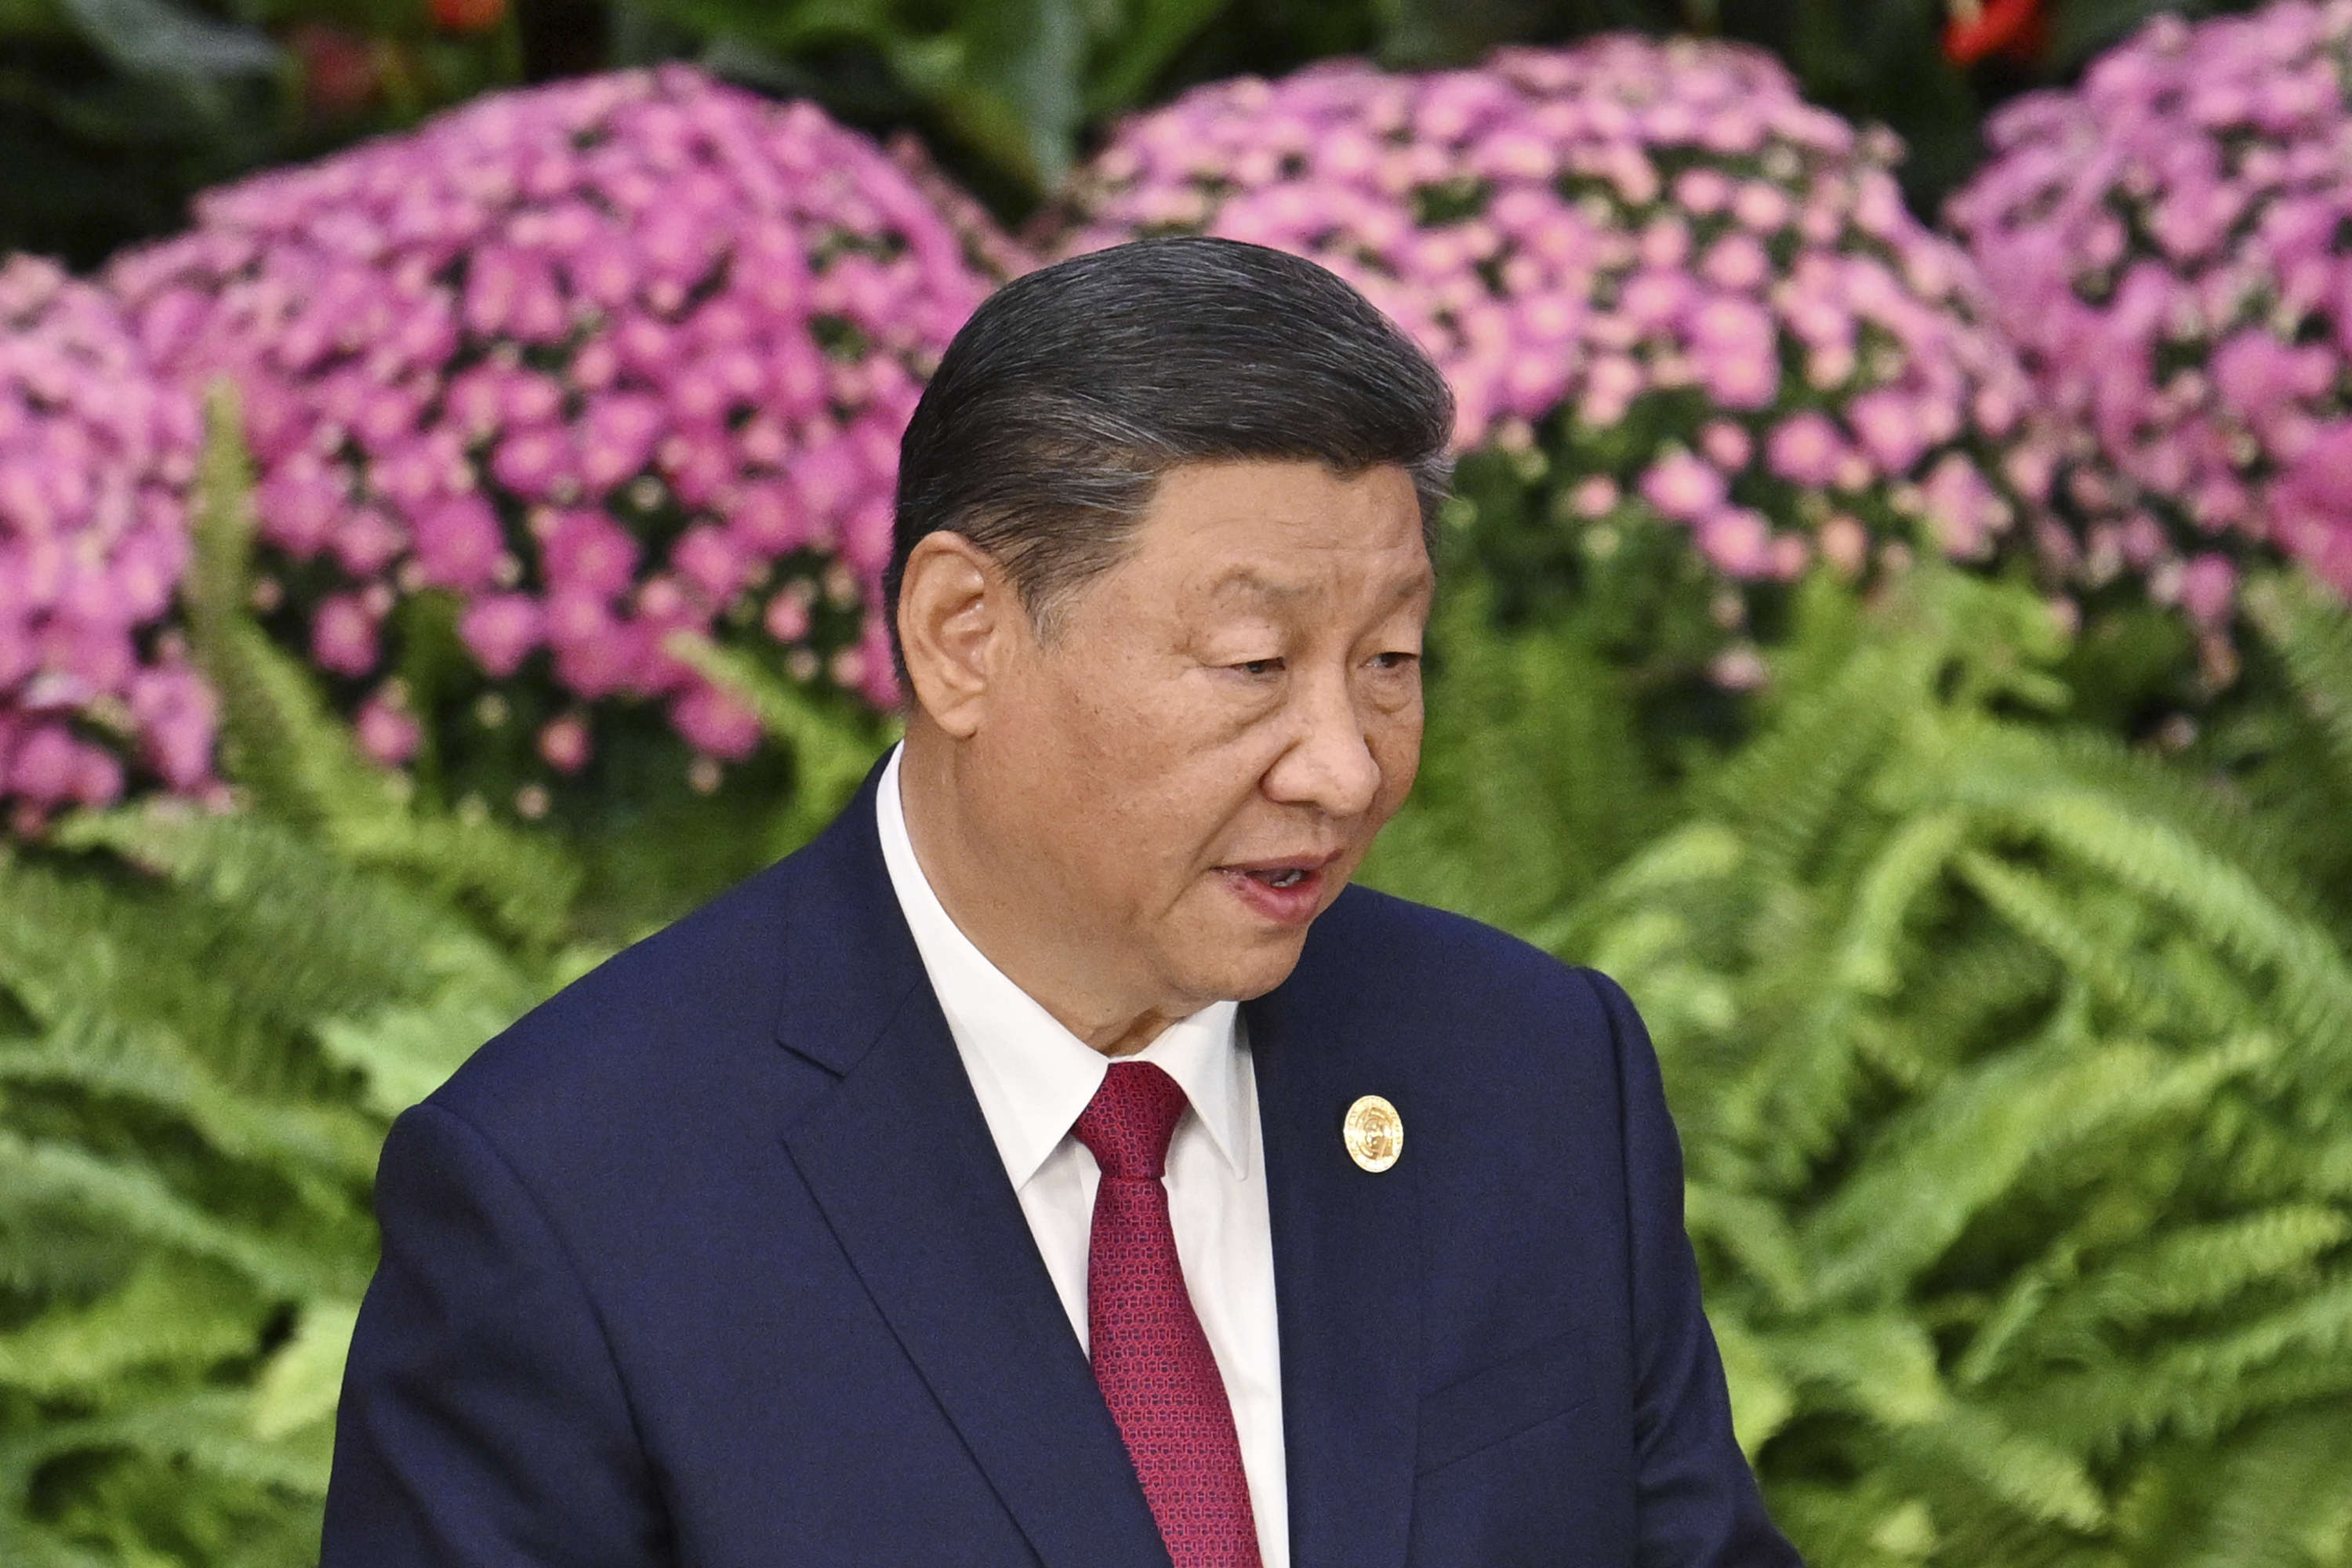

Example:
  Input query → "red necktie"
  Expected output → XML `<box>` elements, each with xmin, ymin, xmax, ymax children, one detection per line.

<box><xmin>1073</xmin><ymin>1062</ymin><xmax>1264</xmax><ymax>1568</ymax></box>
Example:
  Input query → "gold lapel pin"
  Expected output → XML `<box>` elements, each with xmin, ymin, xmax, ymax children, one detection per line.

<box><xmin>1343</xmin><ymin>1094</ymin><xmax>1403</xmax><ymax>1173</ymax></box>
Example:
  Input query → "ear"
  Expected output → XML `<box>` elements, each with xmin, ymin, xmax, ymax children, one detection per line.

<box><xmin>896</xmin><ymin>532</ymin><xmax>1022</xmax><ymax>739</ymax></box>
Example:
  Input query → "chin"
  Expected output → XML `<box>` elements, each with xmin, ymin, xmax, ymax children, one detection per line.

<box><xmin>1189</xmin><ymin>930</ymin><xmax>1315</xmax><ymax>1004</ymax></box>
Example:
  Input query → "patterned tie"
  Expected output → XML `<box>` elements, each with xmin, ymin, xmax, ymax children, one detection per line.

<box><xmin>1073</xmin><ymin>1062</ymin><xmax>1264</xmax><ymax>1568</ymax></box>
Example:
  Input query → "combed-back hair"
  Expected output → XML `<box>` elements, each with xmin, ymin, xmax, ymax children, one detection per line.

<box><xmin>885</xmin><ymin>236</ymin><xmax>1455</xmax><ymax>674</ymax></box>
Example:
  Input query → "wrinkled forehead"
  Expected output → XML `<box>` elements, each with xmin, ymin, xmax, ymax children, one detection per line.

<box><xmin>1119</xmin><ymin>460</ymin><xmax>1435</xmax><ymax>612</ymax></box>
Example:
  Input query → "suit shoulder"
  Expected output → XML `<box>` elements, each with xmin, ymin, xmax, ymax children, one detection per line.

<box><xmin>1313</xmin><ymin>883</ymin><xmax>1598</xmax><ymax>993</ymax></box>
<box><xmin>1300</xmin><ymin>884</ymin><xmax>1621</xmax><ymax>1040</ymax></box>
<box><xmin>423</xmin><ymin>851</ymin><xmax>813</xmax><ymax>1139</ymax></box>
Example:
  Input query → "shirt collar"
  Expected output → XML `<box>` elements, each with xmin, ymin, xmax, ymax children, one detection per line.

<box><xmin>874</xmin><ymin>745</ymin><xmax>1249</xmax><ymax>1189</ymax></box>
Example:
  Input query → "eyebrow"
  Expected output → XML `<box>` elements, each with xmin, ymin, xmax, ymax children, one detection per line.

<box><xmin>1208</xmin><ymin>569</ymin><xmax>1314</xmax><ymax>605</ymax></box>
<box><xmin>1207</xmin><ymin>566</ymin><xmax>1435</xmax><ymax>608</ymax></box>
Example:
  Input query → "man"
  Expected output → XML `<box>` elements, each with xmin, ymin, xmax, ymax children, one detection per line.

<box><xmin>322</xmin><ymin>237</ymin><xmax>1798</xmax><ymax>1566</ymax></box>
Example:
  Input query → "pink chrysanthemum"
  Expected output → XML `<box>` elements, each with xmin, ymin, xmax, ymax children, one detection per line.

<box><xmin>109</xmin><ymin>67</ymin><xmax>1002</xmax><ymax>798</ymax></box>
<box><xmin>0</xmin><ymin>256</ymin><xmax>215</xmax><ymax>834</ymax></box>
<box><xmin>1950</xmin><ymin>0</ymin><xmax>2352</xmax><ymax>632</ymax></box>
<box><xmin>1049</xmin><ymin>38</ymin><xmax>2045</xmax><ymax>608</ymax></box>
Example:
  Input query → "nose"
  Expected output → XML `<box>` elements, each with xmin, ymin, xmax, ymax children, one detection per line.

<box><xmin>1261</xmin><ymin>666</ymin><xmax>1382</xmax><ymax>820</ymax></box>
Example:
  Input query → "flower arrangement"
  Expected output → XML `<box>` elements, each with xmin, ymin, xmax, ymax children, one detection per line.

<box><xmin>1047</xmin><ymin>38</ymin><xmax>2046</xmax><ymax>675</ymax></box>
<box><xmin>1948</xmin><ymin>0</ymin><xmax>2352</xmax><ymax>652</ymax></box>
<box><xmin>108</xmin><ymin>67</ymin><xmax>999</xmax><ymax>815</ymax></box>
<box><xmin>0</xmin><ymin>256</ymin><xmax>215</xmax><ymax>833</ymax></box>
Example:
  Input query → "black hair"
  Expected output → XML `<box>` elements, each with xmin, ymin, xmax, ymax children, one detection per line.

<box><xmin>885</xmin><ymin>236</ymin><xmax>1454</xmax><ymax>677</ymax></box>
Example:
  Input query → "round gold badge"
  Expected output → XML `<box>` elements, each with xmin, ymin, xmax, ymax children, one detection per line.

<box><xmin>1343</xmin><ymin>1094</ymin><xmax>1403</xmax><ymax>1173</ymax></box>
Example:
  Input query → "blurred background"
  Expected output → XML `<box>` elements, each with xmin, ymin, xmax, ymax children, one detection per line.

<box><xmin>5</xmin><ymin>0</ymin><xmax>2352</xmax><ymax>1562</ymax></box>
<box><xmin>5</xmin><ymin>0</ymin><xmax>2212</xmax><ymax>267</ymax></box>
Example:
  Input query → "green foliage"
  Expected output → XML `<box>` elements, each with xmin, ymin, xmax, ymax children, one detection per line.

<box><xmin>0</xmin><ymin>404</ymin><xmax>897</xmax><ymax>1562</ymax></box>
<box><xmin>1</xmin><ymin>0</ymin><xmax>526</xmax><ymax>268</ymax></box>
<box><xmin>639</xmin><ymin>0</ymin><xmax>1235</xmax><ymax>191</ymax></box>
<box><xmin>0</xmin><ymin>413</ymin><xmax>599</xmax><ymax>1563</ymax></box>
<box><xmin>1371</xmin><ymin>564</ymin><xmax>2352</xmax><ymax>1567</ymax></box>
<box><xmin>6</xmin><ymin>405</ymin><xmax>2347</xmax><ymax>1564</ymax></box>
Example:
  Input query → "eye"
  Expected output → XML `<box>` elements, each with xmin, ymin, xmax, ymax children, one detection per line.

<box><xmin>1234</xmin><ymin>658</ymin><xmax>1285</xmax><ymax>677</ymax></box>
<box><xmin>1368</xmin><ymin>651</ymin><xmax>1419</xmax><ymax>672</ymax></box>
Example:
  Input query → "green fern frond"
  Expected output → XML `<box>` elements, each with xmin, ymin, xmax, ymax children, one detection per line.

<box><xmin>2021</xmin><ymin>1207</ymin><xmax>2352</xmax><ymax>1356</ymax></box>
<box><xmin>0</xmin><ymin>1024</ymin><xmax>381</xmax><ymax>1192</ymax></box>
<box><xmin>1761</xmin><ymin>1311</ymin><xmax>1947</xmax><ymax>1427</ymax></box>
<box><xmin>0</xmin><ymin>1131</ymin><xmax>359</xmax><ymax>1301</ymax></box>
<box><xmin>1518</xmin><ymin>568</ymin><xmax>2352</xmax><ymax>1565</ymax></box>
<box><xmin>2170</xmin><ymin>1401</ymin><xmax>2352</xmax><ymax>1568</ymax></box>
<box><xmin>2029</xmin><ymin>1274</ymin><xmax>2352</xmax><ymax>1453</ymax></box>
<box><xmin>250</xmin><ymin>1299</ymin><xmax>361</xmax><ymax>1443</ymax></box>
<box><xmin>0</xmin><ymin>1513</ymin><xmax>111</xmax><ymax>1568</ymax></box>
<box><xmin>38</xmin><ymin>1387</ymin><xmax>336</xmax><ymax>1497</ymax></box>
<box><xmin>183</xmin><ymin>394</ymin><xmax>580</xmax><ymax>948</ymax></box>
<box><xmin>1972</xmin><ymin>793</ymin><xmax>2352</xmax><ymax>1062</ymax></box>
<box><xmin>666</xmin><ymin>632</ymin><xmax>898</xmax><ymax>857</ymax></box>
<box><xmin>1952</xmin><ymin>855</ymin><xmax>2209</xmax><ymax>1036</ymax></box>
<box><xmin>1701</xmin><ymin>640</ymin><xmax>1918</xmax><ymax>878</ymax></box>
<box><xmin>1804</xmin><ymin>1039</ymin><xmax>2252</xmax><ymax>1303</ymax></box>
<box><xmin>2241</xmin><ymin>569</ymin><xmax>2352</xmax><ymax>795</ymax></box>
<box><xmin>1889</xmin><ymin>1402</ymin><xmax>2108</xmax><ymax>1533</ymax></box>
<box><xmin>317</xmin><ymin>984</ymin><xmax>548</xmax><ymax>1120</ymax></box>
<box><xmin>0</xmin><ymin>1258</ymin><xmax>260</xmax><ymax>1399</ymax></box>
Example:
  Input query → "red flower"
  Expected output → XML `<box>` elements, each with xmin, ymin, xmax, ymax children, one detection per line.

<box><xmin>291</xmin><ymin>24</ymin><xmax>381</xmax><ymax>115</ymax></box>
<box><xmin>429</xmin><ymin>0</ymin><xmax>506</xmax><ymax>34</ymax></box>
<box><xmin>1945</xmin><ymin>0</ymin><xmax>2048</xmax><ymax>65</ymax></box>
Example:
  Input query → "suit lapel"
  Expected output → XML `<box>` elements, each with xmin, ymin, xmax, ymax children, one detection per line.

<box><xmin>1250</xmin><ymin>898</ymin><xmax>1422</xmax><ymax>1568</ymax></box>
<box><xmin>773</xmin><ymin>778</ymin><xmax>1170</xmax><ymax>1568</ymax></box>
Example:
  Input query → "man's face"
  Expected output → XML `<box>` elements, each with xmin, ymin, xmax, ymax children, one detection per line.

<box><xmin>970</xmin><ymin>459</ymin><xmax>1432</xmax><ymax>1017</ymax></box>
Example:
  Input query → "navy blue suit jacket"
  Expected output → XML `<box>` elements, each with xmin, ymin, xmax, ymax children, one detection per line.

<box><xmin>322</xmin><ymin>771</ymin><xmax>1798</xmax><ymax>1566</ymax></box>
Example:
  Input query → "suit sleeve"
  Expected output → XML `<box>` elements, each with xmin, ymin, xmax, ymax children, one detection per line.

<box><xmin>321</xmin><ymin>1102</ymin><xmax>668</xmax><ymax>1566</ymax></box>
<box><xmin>1584</xmin><ymin>969</ymin><xmax>1804</xmax><ymax>1568</ymax></box>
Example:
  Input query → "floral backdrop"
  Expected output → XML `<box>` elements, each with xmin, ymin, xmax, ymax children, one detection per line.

<box><xmin>3</xmin><ymin>0</ymin><xmax>2352</xmax><ymax>1563</ymax></box>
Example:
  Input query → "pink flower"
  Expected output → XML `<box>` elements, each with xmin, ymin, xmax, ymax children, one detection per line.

<box><xmin>2179</xmin><ymin>553</ymin><xmax>2238</xmax><ymax>625</ymax></box>
<box><xmin>1951</xmin><ymin>0</ymin><xmax>2352</xmax><ymax>630</ymax></box>
<box><xmin>1641</xmin><ymin>451</ymin><xmax>1729</xmax><ymax>521</ymax></box>
<box><xmin>537</xmin><ymin>712</ymin><xmax>591</xmax><ymax>772</ymax></box>
<box><xmin>310</xmin><ymin>593</ymin><xmax>379</xmax><ymax>676</ymax></box>
<box><xmin>459</xmin><ymin>593</ymin><xmax>544</xmax><ymax>677</ymax></box>
<box><xmin>107</xmin><ymin>68</ymin><xmax>992</xmax><ymax>817</ymax></box>
<box><xmin>1700</xmin><ymin>419</ymin><xmax>1754</xmax><ymax>472</ymax></box>
<box><xmin>542</xmin><ymin>510</ymin><xmax>639</xmax><ymax>598</ymax></box>
<box><xmin>670</xmin><ymin>681</ymin><xmax>762</xmax><ymax>760</ymax></box>
<box><xmin>1766</xmin><ymin>412</ymin><xmax>1849</xmax><ymax>486</ymax></box>
<box><xmin>412</xmin><ymin>493</ymin><xmax>506</xmax><ymax>591</ymax></box>
<box><xmin>0</xmin><ymin>256</ymin><xmax>214</xmax><ymax>826</ymax></box>
<box><xmin>1687</xmin><ymin>297</ymin><xmax>1780</xmax><ymax>410</ymax></box>
<box><xmin>1849</xmin><ymin>390</ymin><xmax>1931</xmax><ymax>474</ymax></box>
<box><xmin>8</xmin><ymin>724</ymin><xmax>119</xmax><ymax>808</ymax></box>
<box><xmin>354</xmin><ymin>694</ymin><xmax>421</xmax><ymax>767</ymax></box>
<box><xmin>1570</xmin><ymin>474</ymin><xmax>1621</xmax><ymax>516</ymax></box>
<box><xmin>127</xmin><ymin>664</ymin><xmax>217</xmax><ymax>789</ymax></box>
<box><xmin>1918</xmin><ymin>454</ymin><xmax>2008</xmax><ymax>560</ymax></box>
<box><xmin>1697</xmin><ymin>508</ymin><xmax>1774</xmax><ymax>576</ymax></box>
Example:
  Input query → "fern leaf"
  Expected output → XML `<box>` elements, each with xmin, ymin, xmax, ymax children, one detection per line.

<box><xmin>666</xmin><ymin>632</ymin><xmax>897</xmax><ymax>856</ymax></box>
<box><xmin>1892</xmin><ymin>1402</ymin><xmax>2109</xmax><ymax>1532</ymax></box>
<box><xmin>1804</xmin><ymin>1038</ymin><xmax>2255</xmax><ymax>1303</ymax></box>
<box><xmin>0</xmin><ymin>1131</ymin><xmax>358</xmax><ymax>1300</ymax></box>
<box><xmin>2242</xmin><ymin>568</ymin><xmax>2352</xmax><ymax>793</ymax></box>
<box><xmin>251</xmin><ymin>1299</ymin><xmax>361</xmax><ymax>1441</ymax></box>
<box><xmin>0</xmin><ymin>1258</ymin><xmax>260</xmax><ymax>1399</ymax></box>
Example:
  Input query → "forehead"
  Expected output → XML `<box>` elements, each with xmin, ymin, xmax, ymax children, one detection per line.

<box><xmin>1121</xmin><ymin>460</ymin><xmax>1431</xmax><ymax>604</ymax></box>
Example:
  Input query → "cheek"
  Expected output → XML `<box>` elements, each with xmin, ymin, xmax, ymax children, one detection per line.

<box><xmin>1368</xmin><ymin>702</ymin><xmax>1425</xmax><ymax>818</ymax></box>
<box><xmin>1047</xmin><ymin>677</ymin><xmax>1235</xmax><ymax>854</ymax></box>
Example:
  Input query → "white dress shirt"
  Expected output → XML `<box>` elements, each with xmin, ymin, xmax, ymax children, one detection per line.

<box><xmin>876</xmin><ymin>745</ymin><xmax>1289</xmax><ymax>1566</ymax></box>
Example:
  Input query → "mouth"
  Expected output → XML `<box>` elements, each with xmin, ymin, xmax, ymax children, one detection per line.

<box><xmin>1218</xmin><ymin>853</ymin><xmax>1341</xmax><ymax>926</ymax></box>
